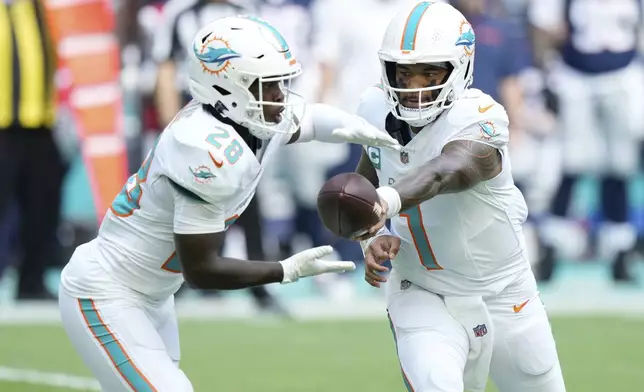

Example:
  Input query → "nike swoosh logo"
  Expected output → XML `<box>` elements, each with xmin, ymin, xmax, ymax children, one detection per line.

<box><xmin>478</xmin><ymin>104</ymin><xmax>494</xmax><ymax>113</ymax></box>
<box><xmin>208</xmin><ymin>151</ymin><xmax>223</xmax><ymax>168</ymax></box>
<box><xmin>513</xmin><ymin>299</ymin><xmax>530</xmax><ymax>313</ymax></box>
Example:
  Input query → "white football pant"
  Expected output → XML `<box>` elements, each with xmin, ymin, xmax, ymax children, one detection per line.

<box><xmin>552</xmin><ymin>61</ymin><xmax>644</xmax><ymax>177</ymax></box>
<box><xmin>59</xmin><ymin>286</ymin><xmax>191</xmax><ymax>391</ymax></box>
<box><xmin>386</xmin><ymin>269</ymin><xmax>566</xmax><ymax>392</ymax></box>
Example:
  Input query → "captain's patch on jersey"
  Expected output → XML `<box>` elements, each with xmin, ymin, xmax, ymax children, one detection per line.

<box><xmin>478</xmin><ymin>121</ymin><xmax>500</xmax><ymax>140</ymax></box>
<box><xmin>190</xmin><ymin>165</ymin><xmax>216</xmax><ymax>184</ymax></box>
<box><xmin>367</xmin><ymin>146</ymin><xmax>381</xmax><ymax>169</ymax></box>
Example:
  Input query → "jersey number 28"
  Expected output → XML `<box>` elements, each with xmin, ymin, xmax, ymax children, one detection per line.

<box><xmin>205</xmin><ymin>127</ymin><xmax>243</xmax><ymax>164</ymax></box>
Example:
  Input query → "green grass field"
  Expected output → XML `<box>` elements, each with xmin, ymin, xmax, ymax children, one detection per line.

<box><xmin>0</xmin><ymin>316</ymin><xmax>642</xmax><ymax>391</ymax></box>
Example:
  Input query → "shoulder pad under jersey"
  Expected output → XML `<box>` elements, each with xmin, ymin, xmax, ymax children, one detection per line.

<box><xmin>159</xmin><ymin>105</ymin><xmax>258</xmax><ymax>204</ymax></box>
<box><xmin>443</xmin><ymin>89</ymin><xmax>510</xmax><ymax>149</ymax></box>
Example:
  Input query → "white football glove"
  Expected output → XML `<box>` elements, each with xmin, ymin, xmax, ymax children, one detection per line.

<box><xmin>279</xmin><ymin>245</ymin><xmax>356</xmax><ymax>284</ymax></box>
<box><xmin>331</xmin><ymin>119</ymin><xmax>401</xmax><ymax>151</ymax></box>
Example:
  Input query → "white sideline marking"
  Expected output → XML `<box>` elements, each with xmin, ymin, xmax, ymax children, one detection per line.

<box><xmin>0</xmin><ymin>366</ymin><xmax>100</xmax><ymax>391</ymax></box>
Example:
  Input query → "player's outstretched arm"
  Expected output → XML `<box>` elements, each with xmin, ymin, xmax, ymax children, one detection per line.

<box><xmin>370</xmin><ymin>140</ymin><xmax>502</xmax><ymax>223</ymax></box>
<box><xmin>175</xmin><ymin>233</ymin><xmax>355</xmax><ymax>290</ymax></box>
<box><xmin>175</xmin><ymin>232</ymin><xmax>283</xmax><ymax>289</ymax></box>
<box><xmin>288</xmin><ymin>104</ymin><xmax>401</xmax><ymax>150</ymax></box>
<box><xmin>394</xmin><ymin>140</ymin><xmax>502</xmax><ymax>210</ymax></box>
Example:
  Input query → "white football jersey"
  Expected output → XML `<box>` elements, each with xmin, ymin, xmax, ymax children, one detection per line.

<box><xmin>61</xmin><ymin>101</ymin><xmax>289</xmax><ymax>299</ymax></box>
<box><xmin>358</xmin><ymin>87</ymin><xmax>531</xmax><ymax>296</ymax></box>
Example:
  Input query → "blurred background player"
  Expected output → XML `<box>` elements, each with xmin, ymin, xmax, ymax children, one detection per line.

<box><xmin>153</xmin><ymin>0</ymin><xmax>254</xmax><ymax>128</ymax></box>
<box><xmin>253</xmin><ymin>0</ymin><xmax>326</xmax><ymax>276</ymax></box>
<box><xmin>0</xmin><ymin>0</ymin><xmax>65</xmax><ymax>301</ymax></box>
<box><xmin>529</xmin><ymin>0</ymin><xmax>644</xmax><ymax>282</ymax></box>
<box><xmin>451</xmin><ymin>0</ymin><xmax>562</xmax><ymax>270</ymax></box>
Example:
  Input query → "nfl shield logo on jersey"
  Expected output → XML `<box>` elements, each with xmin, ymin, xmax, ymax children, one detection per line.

<box><xmin>473</xmin><ymin>324</ymin><xmax>488</xmax><ymax>338</ymax></box>
<box><xmin>400</xmin><ymin>279</ymin><xmax>412</xmax><ymax>290</ymax></box>
<box><xmin>400</xmin><ymin>151</ymin><xmax>409</xmax><ymax>164</ymax></box>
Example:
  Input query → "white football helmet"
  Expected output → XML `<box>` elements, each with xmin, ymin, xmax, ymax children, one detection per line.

<box><xmin>379</xmin><ymin>1</ymin><xmax>475</xmax><ymax>127</ymax></box>
<box><xmin>188</xmin><ymin>16</ymin><xmax>303</xmax><ymax>139</ymax></box>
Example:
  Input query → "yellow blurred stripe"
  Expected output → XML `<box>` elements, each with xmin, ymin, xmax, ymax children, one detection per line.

<box><xmin>36</xmin><ymin>0</ymin><xmax>56</xmax><ymax>127</ymax></box>
<box><xmin>11</xmin><ymin>0</ymin><xmax>45</xmax><ymax>128</ymax></box>
<box><xmin>0</xmin><ymin>4</ymin><xmax>12</xmax><ymax>128</ymax></box>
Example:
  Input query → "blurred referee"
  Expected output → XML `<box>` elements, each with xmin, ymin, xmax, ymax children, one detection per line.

<box><xmin>152</xmin><ymin>0</ymin><xmax>288</xmax><ymax>316</ymax></box>
<box><xmin>0</xmin><ymin>0</ymin><xmax>64</xmax><ymax>300</ymax></box>
<box><xmin>153</xmin><ymin>0</ymin><xmax>253</xmax><ymax>128</ymax></box>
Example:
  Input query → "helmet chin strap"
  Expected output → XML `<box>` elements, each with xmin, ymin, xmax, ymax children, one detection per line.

<box><xmin>213</xmin><ymin>101</ymin><xmax>230</xmax><ymax>116</ymax></box>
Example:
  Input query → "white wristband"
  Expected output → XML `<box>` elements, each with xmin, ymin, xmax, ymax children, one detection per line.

<box><xmin>360</xmin><ymin>226</ymin><xmax>391</xmax><ymax>254</ymax></box>
<box><xmin>376</xmin><ymin>186</ymin><xmax>402</xmax><ymax>219</ymax></box>
<box><xmin>279</xmin><ymin>259</ymin><xmax>298</xmax><ymax>284</ymax></box>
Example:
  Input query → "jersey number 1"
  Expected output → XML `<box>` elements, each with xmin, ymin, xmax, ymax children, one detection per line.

<box><xmin>400</xmin><ymin>206</ymin><xmax>442</xmax><ymax>270</ymax></box>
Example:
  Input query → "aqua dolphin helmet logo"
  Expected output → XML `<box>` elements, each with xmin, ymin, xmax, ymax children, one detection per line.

<box><xmin>455</xmin><ymin>21</ymin><xmax>475</xmax><ymax>56</ymax></box>
<box><xmin>194</xmin><ymin>36</ymin><xmax>240</xmax><ymax>76</ymax></box>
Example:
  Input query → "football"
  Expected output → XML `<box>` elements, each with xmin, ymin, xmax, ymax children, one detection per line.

<box><xmin>317</xmin><ymin>173</ymin><xmax>381</xmax><ymax>239</ymax></box>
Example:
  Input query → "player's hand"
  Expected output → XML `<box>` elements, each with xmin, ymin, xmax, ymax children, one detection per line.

<box><xmin>354</xmin><ymin>198</ymin><xmax>388</xmax><ymax>241</ymax></box>
<box><xmin>332</xmin><ymin>120</ymin><xmax>401</xmax><ymax>151</ymax></box>
<box><xmin>279</xmin><ymin>245</ymin><xmax>356</xmax><ymax>284</ymax></box>
<box><xmin>364</xmin><ymin>235</ymin><xmax>400</xmax><ymax>288</ymax></box>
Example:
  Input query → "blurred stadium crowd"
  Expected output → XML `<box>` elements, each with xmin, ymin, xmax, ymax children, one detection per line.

<box><xmin>1</xmin><ymin>0</ymin><xmax>643</xmax><ymax>306</ymax></box>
